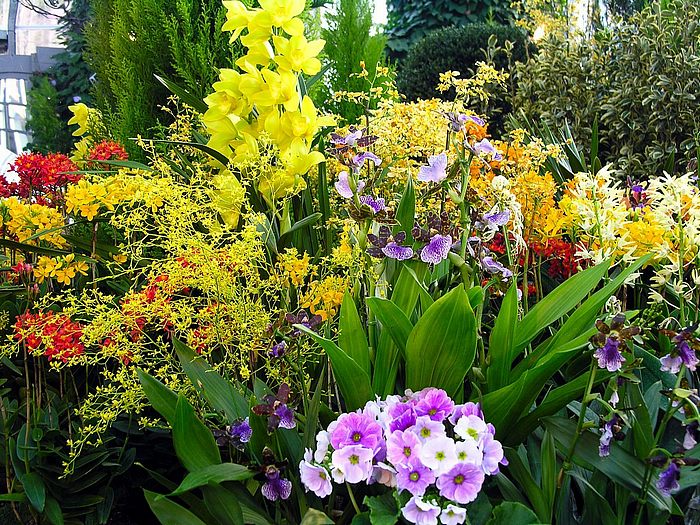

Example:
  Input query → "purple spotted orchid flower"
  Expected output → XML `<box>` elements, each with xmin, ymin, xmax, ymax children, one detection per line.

<box><xmin>418</xmin><ymin>152</ymin><xmax>448</xmax><ymax>183</ymax></box>
<box><xmin>252</xmin><ymin>383</ymin><xmax>296</xmax><ymax>432</ymax></box>
<box><xmin>471</xmin><ymin>138</ymin><xmax>503</xmax><ymax>161</ymax></box>
<box><xmin>368</xmin><ymin>226</ymin><xmax>414</xmax><ymax>261</ymax></box>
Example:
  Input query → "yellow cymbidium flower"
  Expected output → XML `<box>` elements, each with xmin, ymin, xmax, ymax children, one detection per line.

<box><xmin>210</xmin><ymin>169</ymin><xmax>246</xmax><ymax>228</ymax></box>
<box><xmin>281</xmin><ymin>137</ymin><xmax>325</xmax><ymax>176</ymax></box>
<box><xmin>257</xmin><ymin>0</ymin><xmax>305</xmax><ymax>35</ymax></box>
<box><xmin>265</xmin><ymin>96</ymin><xmax>335</xmax><ymax>149</ymax></box>
<box><xmin>272</xmin><ymin>35</ymin><xmax>325</xmax><ymax>76</ymax></box>
<box><xmin>247</xmin><ymin>68</ymin><xmax>299</xmax><ymax>110</ymax></box>
<box><xmin>222</xmin><ymin>1</ymin><xmax>250</xmax><ymax>42</ymax></box>
<box><xmin>68</xmin><ymin>103</ymin><xmax>90</xmax><ymax>137</ymax></box>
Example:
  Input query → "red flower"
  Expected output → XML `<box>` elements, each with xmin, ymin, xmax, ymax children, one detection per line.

<box><xmin>5</xmin><ymin>153</ymin><xmax>80</xmax><ymax>206</ymax></box>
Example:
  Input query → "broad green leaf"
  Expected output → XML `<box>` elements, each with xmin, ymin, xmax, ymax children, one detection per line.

<box><xmin>541</xmin><ymin>431</ymin><xmax>557</xmax><ymax>518</ymax></box>
<box><xmin>137</xmin><ymin>369</ymin><xmax>178</xmax><ymax>425</ymax></box>
<box><xmin>486</xmin><ymin>501</ymin><xmax>541</xmax><ymax>525</ymax></box>
<box><xmin>513</xmin><ymin>261</ymin><xmax>610</xmax><ymax>353</ymax></box>
<box><xmin>297</xmin><ymin>325</ymin><xmax>374</xmax><ymax>411</ymax></box>
<box><xmin>174</xmin><ymin>339</ymin><xmax>248</xmax><ymax>421</ymax></box>
<box><xmin>338</xmin><ymin>291</ymin><xmax>371</xmax><ymax>374</ymax></box>
<box><xmin>202</xmin><ymin>485</ymin><xmax>243</xmax><ymax>525</ymax></box>
<box><xmin>627</xmin><ymin>383</ymin><xmax>654</xmax><ymax>459</ymax></box>
<box><xmin>22</xmin><ymin>472</ymin><xmax>45</xmax><ymax>512</ymax></box>
<box><xmin>487</xmin><ymin>283</ymin><xmax>518</xmax><ymax>390</ymax></box>
<box><xmin>366</xmin><ymin>297</ymin><xmax>413</xmax><ymax>356</ymax></box>
<box><xmin>304</xmin><ymin>367</ymin><xmax>326</xmax><ymax>450</ymax></box>
<box><xmin>173</xmin><ymin>395</ymin><xmax>221</xmax><ymax>472</ymax></box>
<box><xmin>144</xmin><ymin>490</ymin><xmax>208</xmax><ymax>525</ymax></box>
<box><xmin>504</xmin><ymin>450</ymin><xmax>548</xmax><ymax>521</ymax></box>
<box><xmin>44</xmin><ymin>496</ymin><xmax>64</xmax><ymax>525</ymax></box>
<box><xmin>395</xmin><ymin>176</ymin><xmax>415</xmax><ymax>239</ymax></box>
<box><xmin>364</xmin><ymin>493</ymin><xmax>400</xmax><ymax>525</ymax></box>
<box><xmin>373</xmin><ymin>262</ymin><xmax>426</xmax><ymax>395</ymax></box>
<box><xmin>170</xmin><ymin>464</ymin><xmax>253</xmax><ymax>496</ymax></box>
<box><xmin>405</xmin><ymin>285</ymin><xmax>477</xmax><ymax>397</ymax></box>
<box><xmin>544</xmin><ymin>417</ymin><xmax>672</xmax><ymax>512</ymax></box>
<box><xmin>300</xmin><ymin>509</ymin><xmax>334</xmax><ymax>524</ymax></box>
<box><xmin>0</xmin><ymin>493</ymin><xmax>25</xmax><ymax>502</ymax></box>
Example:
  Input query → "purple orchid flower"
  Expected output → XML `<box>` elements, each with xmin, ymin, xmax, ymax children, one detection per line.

<box><xmin>359</xmin><ymin>195</ymin><xmax>386</xmax><ymax>214</ymax></box>
<box><xmin>268</xmin><ymin>341</ymin><xmax>287</xmax><ymax>358</ymax></box>
<box><xmin>418</xmin><ymin>152</ymin><xmax>448</xmax><ymax>183</ymax></box>
<box><xmin>656</xmin><ymin>462</ymin><xmax>680</xmax><ymax>497</ymax></box>
<box><xmin>599</xmin><ymin>414</ymin><xmax>623</xmax><ymax>457</ymax></box>
<box><xmin>335</xmin><ymin>171</ymin><xmax>365</xmax><ymax>198</ymax></box>
<box><xmin>683</xmin><ymin>421</ymin><xmax>699</xmax><ymax>450</ymax></box>
<box><xmin>252</xmin><ymin>383</ymin><xmax>296</xmax><ymax>432</ymax></box>
<box><xmin>420</xmin><ymin>234</ymin><xmax>452</xmax><ymax>264</ymax></box>
<box><xmin>471</xmin><ymin>138</ymin><xmax>503</xmax><ymax>161</ymax></box>
<box><xmin>368</xmin><ymin>227</ymin><xmax>414</xmax><ymax>260</ymax></box>
<box><xmin>352</xmin><ymin>151</ymin><xmax>382</xmax><ymax>169</ymax></box>
<box><xmin>481</xmin><ymin>256</ymin><xmax>513</xmax><ymax>280</ymax></box>
<box><xmin>262</xmin><ymin>465</ymin><xmax>292</xmax><ymax>501</ymax></box>
<box><xmin>330</xmin><ymin>127</ymin><xmax>364</xmax><ymax>147</ymax></box>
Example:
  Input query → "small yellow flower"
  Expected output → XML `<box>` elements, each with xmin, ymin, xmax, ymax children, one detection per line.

<box><xmin>68</xmin><ymin>103</ymin><xmax>90</xmax><ymax>136</ymax></box>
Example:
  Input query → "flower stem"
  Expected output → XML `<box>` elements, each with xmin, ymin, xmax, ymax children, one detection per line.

<box><xmin>346</xmin><ymin>482</ymin><xmax>361</xmax><ymax>515</ymax></box>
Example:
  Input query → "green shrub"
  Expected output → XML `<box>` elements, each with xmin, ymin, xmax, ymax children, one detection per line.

<box><xmin>397</xmin><ymin>24</ymin><xmax>531</xmax><ymax>132</ymax></box>
<box><xmin>85</xmin><ymin>0</ymin><xmax>246</xmax><ymax>156</ymax></box>
<box><xmin>319</xmin><ymin>0</ymin><xmax>388</xmax><ymax>124</ymax></box>
<box><xmin>25</xmin><ymin>76</ymin><xmax>72</xmax><ymax>154</ymax></box>
<box><xmin>25</xmin><ymin>0</ymin><xmax>92</xmax><ymax>153</ymax></box>
<box><xmin>385</xmin><ymin>0</ymin><xmax>513</xmax><ymax>58</ymax></box>
<box><xmin>512</xmin><ymin>0</ymin><xmax>700</xmax><ymax>178</ymax></box>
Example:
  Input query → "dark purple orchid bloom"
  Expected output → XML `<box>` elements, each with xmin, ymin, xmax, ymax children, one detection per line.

<box><xmin>625</xmin><ymin>177</ymin><xmax>649</xmax><ymax>210</ymax></box>
<box><xmin>213</xmin><ymin>417</ymin><xmax>252</xmax><ymax>450</ymax></box>
<box><xmin>359</xmin><ymin>194</ymin><xmax>386</xmax><ymax>214</ymax></box>
<box><xmin>660</xmin><ymin>325</ymin><xmax>699</xmax><ymax>373</ymax></box>
<box><xmin>368</xmin><ymin>226</ymin><xmax>414</xmax><ymax>260</ymax></box>
<box><xmin>684</xmin><ymin>421</ymin><xmax>699</xmax><ymax>451</ymax></box>
<box><xmin>599</xmin><ymin>414</ymin><xmax>624</xmax><ymax>457</ymax></box>
<box><xmin>252</xmin><ymin>383</ymin><xmax>296</xmax><ymax>432</ymax></box>
<box><xmin>656</xmin><ymin>461</ymin><xmax>680</xmax><ymax>497</ymax></box>
<box><xmin>268</xmin><ymin>341</ymin><xmax>287</xmax><ymax>358</ymax></box>
<box><xmin>590</xmin><ymin>314</ymin><xmax>640</xmax><ymax>372</ymax></box>
<box><xmin>285</xmin><ymin>310</ymin><xmax>322</xmax><ymax>337</ymax></box>
<box><xmin>257</xmin><ymin>447</ymin><xmax>292</xmax><ymax>501</ymax></box>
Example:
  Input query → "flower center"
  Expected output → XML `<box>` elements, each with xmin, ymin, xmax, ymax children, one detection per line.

<box><xmin>435</xmin><ymin>452</ymin><xmax>445</xmax><ymax>461</ymax></box>
<box><xmin>349</xmin><ymin>454</ymin><xmax>359</xmax><ymax>465</ymax></box>
<box><xmin>403</xmin><ymin>446</ymin><xmax>412</xmax><ymax>457</ymax></box>
<box><xmin>409</xmin><ymin>471</ymin><xmax>420</xmax><ymax>482</ymax></box>
<box><xmin>420</xmin><ymin>427</ymin><xmax>431</xmax><ymax>438</ymax></box>
<box><xmin>428</xmin><ymin>408</ymin><xmax>437</xmax><ymax>416</ymax></box>
<box><xmin>467</xmin><ymin>428</ymin><xmax>479</xmax><ymax>440</ymax></box>
<box><xmin>454</xmin><ymin>474</ymin><xmax>464</xmax><ymax>485</ymax></box>
<box><xmin>352</xmin><ymin>432</ymin><xmax>362</xmax><ymax>442</ymax></box>
<box><xmin>458</xmin><ymin>451</ymin><xmax>467</xmax><ymax>461</ymax></box>
<box><xmin>319</xmin><ymin>471</ymin><xmax>327</xmax><ymax>480</ymax></box>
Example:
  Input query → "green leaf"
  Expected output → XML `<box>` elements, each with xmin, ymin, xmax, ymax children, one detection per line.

<box><xmin>366</xmin><ymin>297</ymin><xmax>413</xmax><ymax>357</ymax></box>
<box><xmin>504</xmin><ymin>450</ymin><xmax>548</xmax><ymax>521</ymax></box>
<box><xmin>541</xmin><ymin>431</ymin><xmax>557</xmax><ymax>518</ymax></box>
<box><xmin>137</xmin><ymin>369</ymin><xmax>178</xmax><ymax>425</ymax></box>
<box><xmin>405</xmin><ymin>285</ymin><xmax>477</xmax><ymax>397</ymax></box>
<box><xmin>44</xmin><ymin>496</ymin><xmax>64</xmax><ymax>525</ymax></box>
<box><xmin>364</xmin><ymin>493</ymin><xmax>400</xmax><ymax>525</ymax></box>
<box><xmin>202</xmin><ymin>485</ymin><xmax>243</xmax><ymax>525</ymax></box>
<box><xmin>300</xmin><ymin>509</ymin><xmax>334</xmax><ymax>524</ymax></box>
<box><xmin>395</xmin><ymin>176</ymin><xmax>415</xmax><ymax>239</ymax></box>
<box><xmin>304</xmin><ymin>367</ymin><xmax>326</xmax><ymax>450</ymax></box>
<box><xmin>514</xmin><ymin>261</ymin><xmax>610</xmax><ymax>354</ymax></box>
<box><xmin>174</xmin><ymin>339</ymin><xmax>248</xmax><ymax>421</ymax></box>
<box><xmin>144</xmin><ymin>490</ymin><xmax>208</xmax><ymax>525</ymax></box>
<box><xmin>170</xmin><ymin>464</ymin><xmax>253</xmax><ymax>496</ymax></box>
<box><xmin>486</xmin><ymin>502</ymin><xmax>541</xmax><ymax>525</ymax></box>
<box><xmin>0</xmin><ymin>493</ymin><xmax>26</xmax><ymax>502</ymax></box>
<box><xmin>22</xmin><ymin>472</ymin><xmax>45</xmax><ymax>512</ymax></box>
<box><xmin>338</xmin><ymin>291</ymin><xmax>371</xmax><ymax>375</ymax></box>
<box><xmin>173</xmin><ymin>395</ymin><xmax>221</xmax><ymax>472</ymax></box>
<box><xmin>145</xmin><ymin>138</ymin><xmax>230</xmax><ymax>168</ymax></box>
<box><xmin>297</xmin><ymin>325</ymin><xmax>374</xmax><ymax>411</ymax></box>
<box><xmin>487</xmin><ymin>283</ymin><xmax>518</xmax><ymax>390</ymax></box>
<box><xmin>278</xmin><ymin>213</ymin><xmax>322</xmax><ymax>248</ymax></box>
<box><xmin>155</xmin><ymin>75</ymin><xmax>208</xmax><ymax>113</ymax></box>
<box><xmin>373</xmin><ymin>262</ymin><xmax>426</xmax><ymax>395</ymax></box>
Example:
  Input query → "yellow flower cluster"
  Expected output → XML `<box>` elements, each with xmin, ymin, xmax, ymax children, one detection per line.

<box><xmin>65</xmin><ymin>177</ymin><xmax>137</xmax><ymax>220</ymax></box>
<box><xmin>278</xmin><ymin>247</ymin><xmax>311</xmax><ymax>286</ymax></box>
<box><xmin>437</xmin><ymin>63</ymin><xmax>509</xmax><ymax>104</ymax></box>
<box><xmin>301</xmin><ymin>275</ymin><xmax>347</xmax><ymax>320</ymax></box>
<box><xmin>34</xmin><ymin>254</ymin><xmax>89</xmax><ymax>285</ymax></box>
<box><xmin>1</xmin><ymin>197</ymin><xmax>65</xmax><ymax>247</ymax></box>
<box><xmin>203</xmin><ymin>0</ymin><xmax>335</xmax><ymax>204</ymax></box>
